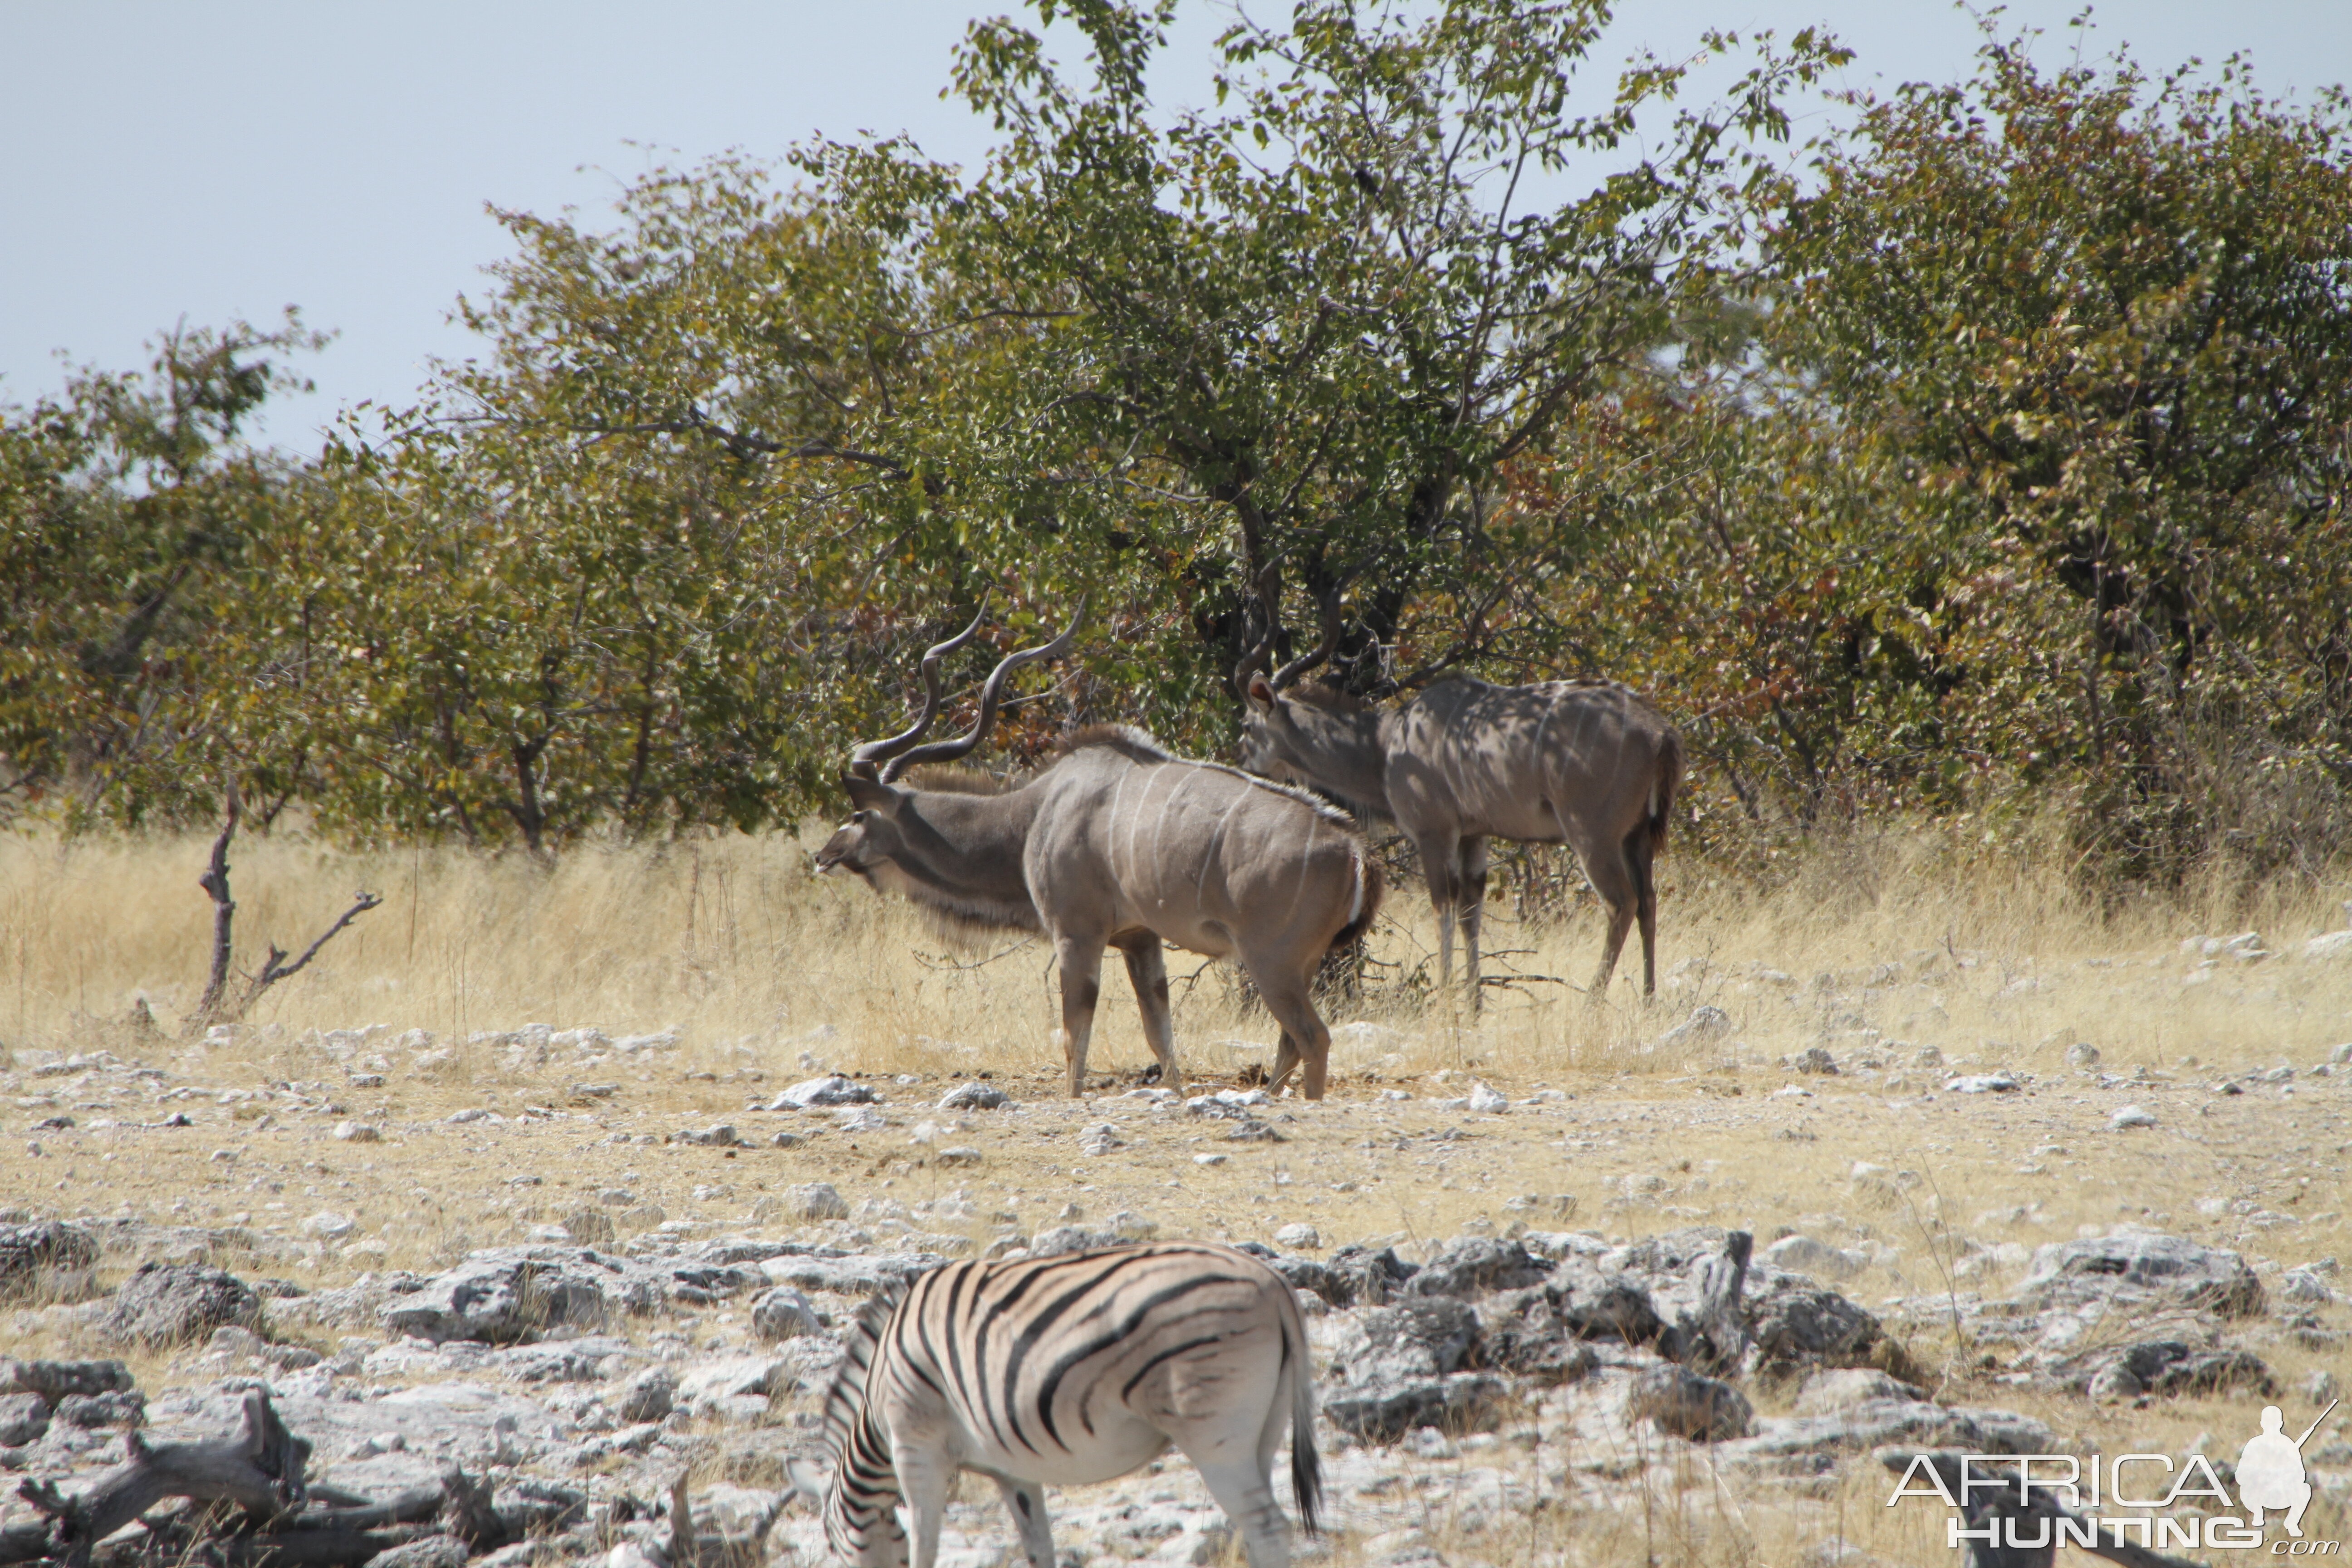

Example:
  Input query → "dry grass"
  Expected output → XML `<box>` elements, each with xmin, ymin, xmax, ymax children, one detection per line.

<box><xmin>5</xmin><ymin>823</ymin><xmax>2347</xmax><ymax>1074</ymax></box>
<box><xmin>3</xmin><ymin>826</ymin><xmax>2348</xmax><ymax>1566</ymax></box>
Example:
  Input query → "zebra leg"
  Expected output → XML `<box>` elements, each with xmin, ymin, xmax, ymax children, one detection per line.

<box><xmin>1189</xmin><ymin>1454</ymin><xmax>1293</xmax><ymax>1568</ymax></box>
<box><xmin>1459</xmin><ymin>836</ymin><xmax>1490</xmax><ymax>1012</ymax></box>
<box><xmin>890</xmin><ymin>1442</ymin><xmax>954</xmax><ymax>1568</ymax></box>
<box><xmin>1119</xmin><ymin>937</ymin><xmax>1183</xmax><ymax>1095</ymax></box>
<box><xmin>1054</xmin><ymin>932</ymin><xmax>1108</xmax><ymax>1097</ymax></box>
<box><xmin>990</xmin><ymin>1478</ymin><xmax>1057</xmax><ymax>1568</ymax></box>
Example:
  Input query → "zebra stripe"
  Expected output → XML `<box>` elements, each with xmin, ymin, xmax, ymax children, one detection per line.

<box><xmin>796</xmin><ymin>1241</ymin><xmax>1322</xmax><ymax>1568</ymax></box>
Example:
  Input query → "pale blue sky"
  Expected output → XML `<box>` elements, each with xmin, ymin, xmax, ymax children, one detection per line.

<box><xmin>4</xmin><ymin>1</ymin><xmax>2346</xmax><ymax>448</ymax></box>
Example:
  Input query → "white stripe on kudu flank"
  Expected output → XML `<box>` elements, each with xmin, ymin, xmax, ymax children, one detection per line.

<box><xmin>794</xmin><ymin>1242</ymin><xmax>1323</xmax><ymax>1568</ymax></box>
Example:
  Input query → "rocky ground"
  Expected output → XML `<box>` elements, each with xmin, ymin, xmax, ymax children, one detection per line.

<box><xmin>3</xmin><ymin>935</ymin><xmax>2351</xmax><ymax>1567</ymax></box>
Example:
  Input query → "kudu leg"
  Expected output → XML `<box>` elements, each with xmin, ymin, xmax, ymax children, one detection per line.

<box><xmin>1250</xmin><ymin>964</ymin><xmax>1331</xmax><ymax>1101</ymax></box>
<box><xmin>1624</xmin><ymin>823</ymin><xmax>1660</xmax><ymax>996</ymax></box>
<box><xmin>1460</xmin><ymin>837</ymin><xmax>1490</xmax><ymax>1012</ymax></box>
<box><xmin>1414</xmin><ymin>832</ymin><xmax>1463</xmax><ymax>995</ymax></box>
<box><xmin>1567</xmin><ymin>823</ymin><xmax>1639</xmax><ymax>1001</ymax></box>
<box><xmin>1119</xmin><ymin>937</ymin><xmax>1184</xmax><ymax>1095</ymax></box>
<box><xmin>1054</xmin><ymin>933</ymin><xmax>1108</xmax><ymax>1097</ymax></box>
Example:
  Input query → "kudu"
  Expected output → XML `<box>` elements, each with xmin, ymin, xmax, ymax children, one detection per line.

<box><xmin>815</xmin><ymin>611</ymin><xmax>1381</xmax><ymax>1099</ymax></box>
<box><xmin>1239</xmin><ymin>666</ymin><xmax>1682</xmax><ymax>1003</ymax></box>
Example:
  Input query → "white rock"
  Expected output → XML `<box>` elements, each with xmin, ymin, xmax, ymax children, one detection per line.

<box><xmin>1273</xmin><ymin>1223</ymin><xmax>1321</xmax><ymax>1250</ymax></box>
<box><xmin>1945</xmin><ymin>1074</ymin><xmax>2022</xmax><ymax>1093</ymax></box>
<box><xmin>2109</xmin><ymin>1105</ymin><xmax>2158</xmax><ymax>1131</ymax></box>
<box><xmin>775</xmin><ymin>1182</ymin><xmax>849</xmax><ymax>1221</ymax></box>
<box><xmin>833</xmin><ymin>1106</ymin><xmax>887</xmax><ymax>1133</ymax></box>
<box><xmin>446</xmin><ymin>1107</ymin><xmax>493</xmax><ymax>1123</ymax></box>
<box><xmin>2280</xmin><ymin>1269</ymin><xmax>2333</xmax><ymax>1304</ymax></box>
<box><xmin>1466</xmin><ymin>1081</ymin><xmax>1509</xmax><ymax>1115</ymax></box>
<box><xmin>751</xmin><ymin>1287</ymin><xmax>822</xmax><ymax>1341</ymax></box>
<box><xmin>1078</xmin><ymin>1122</ymin><xmax>1123</xmax><ymax>1155</ymax></box>
<box><xmin>1762</xmin><ymin>1234</ymin><xmax>1866</xmax><ymax>1280</ymax></box>
<box><xmin>772</xmin><ymin>1074</ymin><xmax>877</xmax><ymax>1109</ymax></box>
<box><xmin>2303</xmin><ymin>931</ymin><xmax>2352</xmax><ymax>961</ymax></box>
<box><xmin>1656</xmin><ymin>1006</ymin><xmax>1735</xmax><ymax>1049</ymax></box>
<box><xmin>305</xmin><ymin>1211</ymin><xmax>355</xmax><ymax>1240</ymax></box>
<box><xmin>612</xmin><ymin>1031</ymin><xmax>682</xmax><ymax>1054</ymax></box>
<box><xmin>333</xmin><ymin>1121</ymin><xmax>382</xmax><ymax>1143</ymax></box>
<box><xmin>936</xmin><ymin>1147</ymin><xmax>983</xmax><ymax>1167</ymax></box>
<box><xmin>676</xmin><ymin>1356</ymin><xmax>786</xmax><ymax>1406</ymax></box>
<box><xmin>1194</xmin><ymin>1153</ymin><xmax>1229</xmax><ymax>1167</ymax></box>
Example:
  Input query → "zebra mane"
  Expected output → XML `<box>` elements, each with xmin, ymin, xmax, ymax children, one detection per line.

<box><xmin>817</xmin><ymin>1286</ymin><xmax>906</xmax><ymax>1463</ymax></box>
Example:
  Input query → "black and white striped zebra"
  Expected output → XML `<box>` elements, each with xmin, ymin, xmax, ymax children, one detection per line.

<box><xmin>787</xmin><ymin>1241</ymin><xmax>1323</xmax><ymax>1568</ymax></box>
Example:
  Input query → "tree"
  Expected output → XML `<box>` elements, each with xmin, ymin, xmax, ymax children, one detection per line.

<box><xmin>278</xmin><ymin>159</ymin><xmax>1005</xmax><ymax>850</ymax></box>
<box><xmin>1765</xmin><ymin>23</ymin><xmax>2352</xmax><ymax>877</ymax></box>
<box><xmin>799</xmin><ymin>0</ymin><xmax>1844</xmax><ymax>699</ymax></box>
<box><xmin>0</xmin><ymin>314</ymin><xmax>328</xmax><ymax>827</ymax></box>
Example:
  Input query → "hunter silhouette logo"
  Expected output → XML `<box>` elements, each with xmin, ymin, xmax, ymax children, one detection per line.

<box><xmin>1886</xmin><ymin>1397</ymin><xmax>2342</xmax><ymax>1553</ymax></box>
<box><xmin>2238</xmin><ymin>1400</ymin><xmax>2334</xmax><ymax>1538</ymax></box>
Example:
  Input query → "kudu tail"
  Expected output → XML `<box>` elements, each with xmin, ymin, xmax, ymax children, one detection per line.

<box><xmin>1648</xmin><ymin>727</ymin><xmax>1685</xmax><ymax>854</ymax></box>
<box><xmin>1330</xmin><ymin>848</ymin><xmax>1384</xmax><ymax>952</ymax></box>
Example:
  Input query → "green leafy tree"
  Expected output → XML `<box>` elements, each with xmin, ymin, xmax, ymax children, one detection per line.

<box><xmin>280</xmin><ymin>161</ymin><xmax>1005</xmax><ymax>850</ymax></box>
<box><xmin>1765</xmin><ymin>24</ymin><xmax>2352</xmax><ymax>876</ymax></box>
<box><xmin>0</xmin><ymin>314</ymin><xmax>328</xmax><ymax>827</ymax></box>
<box><xmin>796</xmin><ymin>0</ymin><xmax>1845</xmax><ymax>698</ymax></box>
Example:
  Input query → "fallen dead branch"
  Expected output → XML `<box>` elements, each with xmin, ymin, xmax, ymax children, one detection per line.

<box><xmin>2</xmin><ymin>1389</ymin><xmax>519</xmax><ymax>1568</ymax></box>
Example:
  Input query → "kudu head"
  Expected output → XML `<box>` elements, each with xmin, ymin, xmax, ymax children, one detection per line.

<box><xmin>814</xmin><ymin>604</ymin><xmax>1083</xmax><ymax>883</ymax></box>
<box><xmin>1236</xmin><ymin>670</ymin><xmax>1307</xmax><ymax>783</ymax></box>
<box><xmin>1232</xmin><ymin>599</ymin><xmax>1354</xmax><ymax>785</ymax></box>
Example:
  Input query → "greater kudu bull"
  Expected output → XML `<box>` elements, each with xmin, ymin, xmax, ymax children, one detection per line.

<box><xmin>815</xmin><ymin>612</ymin><xmax>1382</xmax><ymax>1099</ymax></box>
<box><xmin>1239</xmin><ymin>671</ymin><xmax>1682</xmax><ymax>1003</ymax></box>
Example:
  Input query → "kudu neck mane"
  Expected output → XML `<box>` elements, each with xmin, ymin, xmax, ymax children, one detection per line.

<box><xmin>1275</xmin><ymin>685</ymin><xmax>1394</xmax><ymax>810</ymax></box>
<box><xmin>895</xmin><ymin>726</ymin><xmax>1172</xmax><ymax>798</ymax></box>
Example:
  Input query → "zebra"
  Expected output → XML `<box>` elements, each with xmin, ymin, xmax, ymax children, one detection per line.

<box><xmin>786</xmin><ymin>1241</ymin><xmax>1323</xmax><ymax>1568</ymax></box>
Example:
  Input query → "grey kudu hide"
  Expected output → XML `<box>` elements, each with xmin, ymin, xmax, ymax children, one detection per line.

<box><xmin>814</xmin><ymin>610</ymin><xmax>1381</xmax><ymax>1099</ymax></box>
<box><xmin>1240</xmin><ymin>670</ymin><xmax>1682</xmax><ymax>1003</ymax></box>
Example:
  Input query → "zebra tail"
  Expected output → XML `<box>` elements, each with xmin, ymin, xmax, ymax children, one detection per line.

<box><xmin>1288</xmin><ymin>1309</ymin><xmax>1323</xmax><ymax>1537</ymax></box>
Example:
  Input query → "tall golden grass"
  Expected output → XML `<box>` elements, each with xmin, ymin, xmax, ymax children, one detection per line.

<box><xmin>4</xmin><ymin>822</ymin><xmax>2346</xmax><ymax>1080</ymax></box>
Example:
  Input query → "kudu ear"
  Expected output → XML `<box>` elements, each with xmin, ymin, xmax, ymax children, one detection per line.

<box><xmin>1245</xmin><ymin>673</ymin><xmax>1279</xmax><ymax>712</ymax></box>
<box><xmin>843</xmin><ymin>774</ymin><xmax>902</xmax><ymax>815</ymax></box>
